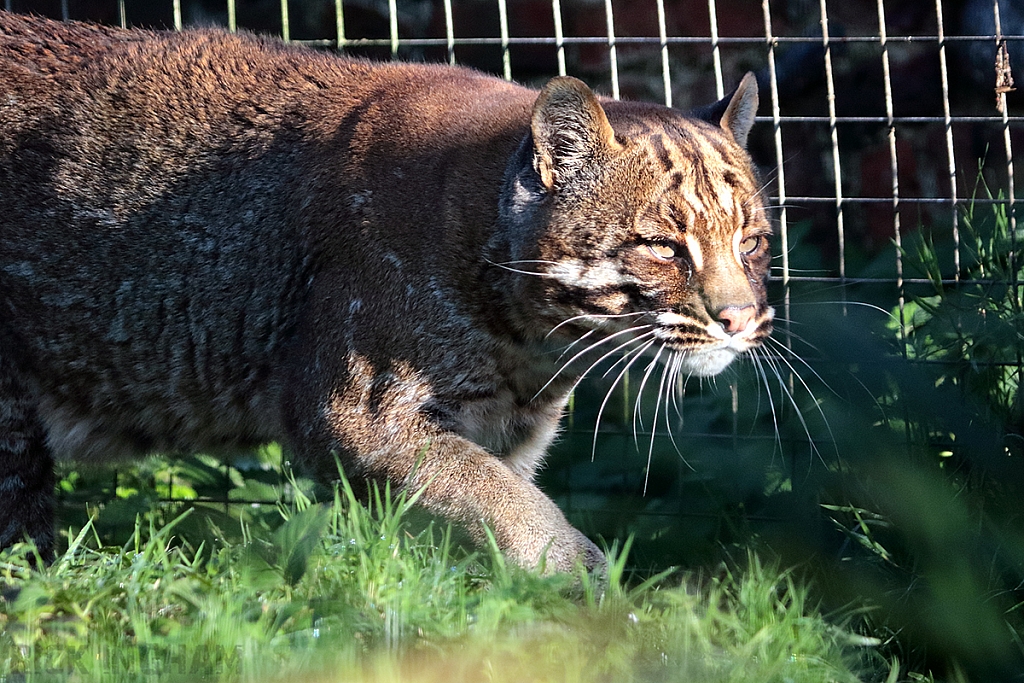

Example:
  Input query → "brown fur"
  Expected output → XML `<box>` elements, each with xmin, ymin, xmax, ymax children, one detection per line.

<box><xmin>0</xmin><ymin>12</ymin><xmax>771</xmax><ymax>572</ymax></box>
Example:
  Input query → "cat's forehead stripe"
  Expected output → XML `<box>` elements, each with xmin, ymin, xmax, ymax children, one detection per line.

<box><xmin>645</xmin><ymin>128</ymin><xmax>752</xmax><ymax>187</ymax></box>
<box><xmin>655</xmin><ymin>163</ymin><xmax>753</xmax><ymax>228</ymax></box>
<box><xmin>649</xmin><ymin>134</ymin><xmax>673</xmax><ymax>171</ymax></box>
<box><xmin>644</xmin><ymin>127</ymin><xmax>755</xmax><ymax>236</ymax></box>
<box><xmin>684</xmin><ymin>233</ymin><xmax>704</xmax><ymax>271</ymax></box>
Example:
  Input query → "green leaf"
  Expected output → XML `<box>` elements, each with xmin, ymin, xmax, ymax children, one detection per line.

<box><xmin>274</xmin><ymin>505</ymin><xmax>329</xmax><ymax>585</ymax></box>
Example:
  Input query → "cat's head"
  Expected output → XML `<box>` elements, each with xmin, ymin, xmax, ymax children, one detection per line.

<box><xmin>496</xmin><ymin>73</ymin><xmax>773</xmax><ymax>378</ymax></box>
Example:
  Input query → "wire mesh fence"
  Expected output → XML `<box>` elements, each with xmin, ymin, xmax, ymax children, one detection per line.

<box><xmin>7</xmin><ymin>0</ymin><xmax>1021</xmax><ymax>561</ymax></box>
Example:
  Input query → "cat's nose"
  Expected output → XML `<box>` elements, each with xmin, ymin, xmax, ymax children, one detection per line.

<box><xmin>716</xmin><ymin>305</ymin><xmax>756</xmax><ymax>334</ymax></box>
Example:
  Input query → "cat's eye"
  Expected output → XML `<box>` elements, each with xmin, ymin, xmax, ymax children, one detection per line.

<box><xmin>739</xmin><ymin>236</ymin><xmax>761</xmax><ymax>255</ymax></box>
<box><xmin>646</xmin><ymin>242</ymin><xmax>677</xmax><ymax>260</ymax></box>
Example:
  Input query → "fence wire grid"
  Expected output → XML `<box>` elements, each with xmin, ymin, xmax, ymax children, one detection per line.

<box><xmin>6</xmin><ymin>0</ymin><xmax>1022</xmax><ymax>555</ymax></box>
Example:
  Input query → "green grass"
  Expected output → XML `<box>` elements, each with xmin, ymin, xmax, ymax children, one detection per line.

<box><xmin>0</xmin><ymin>474</ymin><xmax>886</xmax><ymax>683</ymax></box>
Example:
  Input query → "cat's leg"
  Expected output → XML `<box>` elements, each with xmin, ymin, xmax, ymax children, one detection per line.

<box><xmin>0</xmin><ymin>355</ymin><xmax>55</xmax><ymax>561</ymax></box>
<box><xmin>283</xmin><ymin>293</ymin><xmax>604</xmax><ymax>574</ymax></box>
<box><xmin>288</xmin><ymin>395</ymin><xmax>603</xmax><ymax>573</ymax></box>
<box><xmin>398</xmin><ymin>430</ymin><xmax>606</xmax><ymax>573</ymax></box>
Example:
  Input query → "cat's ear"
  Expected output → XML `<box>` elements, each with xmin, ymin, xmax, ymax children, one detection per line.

<box><xmin>531</xmin><ymin>76</ymin><xmax>619</xmax><ymax>192</ymax></box>
<box><xmin>692</xmin><ymin>72</ymin><xmax>759</xmax><ymax>148</ymax></box>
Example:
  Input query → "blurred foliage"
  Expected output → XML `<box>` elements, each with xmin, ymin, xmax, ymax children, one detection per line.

<box><xmin>55</xmin><ymin>444</ymin><xmax>290</xmax><ymax>549</ymax></box>
<box><xmin>2</xmin><ymin>476</ymin><xmax>881</xmax><ymax>682</ymax></box>
<box><xmin>854</xmin><ymin>184</ymin><xmax>1024</xmax><ymax>681</ymax></box>
<box><xmin>896</xmin><ymin>184</ymin><xmax>1023</xmax><ymax>438</ymax></box>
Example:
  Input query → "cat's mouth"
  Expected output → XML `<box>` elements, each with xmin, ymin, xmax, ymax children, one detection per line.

<box><xmin>650</xmin><ymin>307</ymin><xmax>774</xmax><ymax>378</ymax></box>
<box><xmin>542</xmin><ymin>307</ymin><xmax>773</xmax><ymax>383</ymax></box>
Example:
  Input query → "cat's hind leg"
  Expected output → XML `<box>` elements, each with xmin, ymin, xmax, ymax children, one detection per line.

<box><xmin>0</xmin><ymin>354</ymin><xmax>55</xmax><ymax>561</ymax></box>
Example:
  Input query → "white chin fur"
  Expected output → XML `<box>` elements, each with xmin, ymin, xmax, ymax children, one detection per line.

<box><xmin>678</xmin><ymin>348</ymin><xmax>739</xmax><ymax>377</ymax></box>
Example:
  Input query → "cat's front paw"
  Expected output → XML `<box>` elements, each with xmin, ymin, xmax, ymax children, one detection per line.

<box><xmin>509</xmin><ymin>524</ymin><xmax>605</xmax><ymax>575</ymax></box>
<box><xmin>545</xmin><ymin>528</ymin><xmax>606</xmax><ymax>576</ymax></box>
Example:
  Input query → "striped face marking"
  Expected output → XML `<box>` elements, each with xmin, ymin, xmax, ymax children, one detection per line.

<box><xmin>507</xmin><ymin>75</ymin><xmax>772</xmax><ymax>380</ymax></box>
<box><xmin>683</xmin><ymin>233</ymin><xmax>704</xmax><ymax>272</ymax></box>
<box><xmin>732</xmin><ymin>228</ymin><xmax>746</xmax><ymax>265</ymax></box>
<box><xmin>638</xmin><ymin>131</ymin><xmax>773</xmax><ymax>374</ymax></box>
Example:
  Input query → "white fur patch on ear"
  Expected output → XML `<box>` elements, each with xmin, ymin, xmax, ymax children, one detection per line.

<box><xmin>720</xmin><ymin>72</ymin><xmax>759</xmax><ymax>148</ymax></box>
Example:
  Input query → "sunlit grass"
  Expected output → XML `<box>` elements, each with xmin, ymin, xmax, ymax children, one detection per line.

<box><xmin>0</xmin><ymin>474</ymin><xmax>884</xmax><ymax>682</ymax></box>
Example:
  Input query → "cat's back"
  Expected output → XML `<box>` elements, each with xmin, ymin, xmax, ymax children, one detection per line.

<box><xmin>0</xmin><ymin>11</ymin><xmax>355</xmax><ymax>86</ymax></box>
<box><xmin>1</xmin><ymin>12</ymin><xmax>370</xmax><ymax>138</ymax></box>
<box><xmin>0</xmin><ymin>11</ymin><xmax>145</xmax><ymax>76</ymax></box>
<box><xmin>0</xmin><ymin>13</ymin><xmax>535</xmax><ymax>462</ymax></box>
<box><xmin>0</xmin><ymin>11</ymin><xmax>531</xmax><ymax>236</ymax></box>
<box><xmin>0</xmin><ymin>12</ymin><xmax>527</xmax><ymax>133</ymax></box>
<box><xmin>0</xmin><ymin>15</ymin><xmax>370</xmax><ymax>459</ymax></box>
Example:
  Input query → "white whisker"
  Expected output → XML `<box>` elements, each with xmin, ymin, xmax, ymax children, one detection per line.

<box><xmin>761</xmin><ymin>343</ymin><xmax>839</xmax><ymax>468</ymax></box>
<box><xmin>597</xmin><ymin>331</ymin><xmax>660</xmax><ymax>380</ymax></box>
<box><xmin>483</xmin><ymin>258</ymin><xmax>560</xmax><ymax>278</ymax></box>
<box><xmin>749</xmin><ymin>349</ymin><xmax>784</xmax><ymax>465</ymax></box>
<box><xmin>662</xmin><ymin>353</ymin><xmax>692</xmax><ymax>469</ymax></box>
<box><xmin>643</xmin><ymin>346</ymin><xmax>677</xmax><ymax>494</ymax></box>
<box><xmin>759</xmin><ymin>350</ymin><xmax>821</xmax><ymax>465</ymax></box>
<box><xmin>763</xmin><ymin>335</ymin><xmax>841</xmax><ymax>401</ymax></box>
<box><xmin>672</xmin><ymin>359</ymin><xmax>695</xmax><ymax>422</ymax></box>
<box><xmin>632</xmin><ymin>343</ymin><xmax>667</xmax><ymax>452</ymax></box>
<box><xmin>785</xmin><ymin>299</ymin><xmax>899</xmax><ymax>323</ymax></box>
<box><xmin>567</xmin><ymin>329</ymin><xmax>658</xmax><ymax>398</ymax></box>
<box><xmin>533</xmin><ymin>324</ymin><xmax>654</xmax><ymax>400</ymax></box>
<box><xmin>546</xmin><ymin>310</ymin><xmax>648</xmax><ymax>340</ymax></box>
<box><xmin>555</xmin><ymin>328</ymin><xmax>597</xmax><ymax>362</ymax></box>
<box><xmin>495</xmin><ymin>259</ymin><xmax>561</xmax><ymax>266</ymax></box>
<box><xmin>591</xmin><ymin>338</ymin><xmax>657</xmax><ymax>462</ymax></box>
